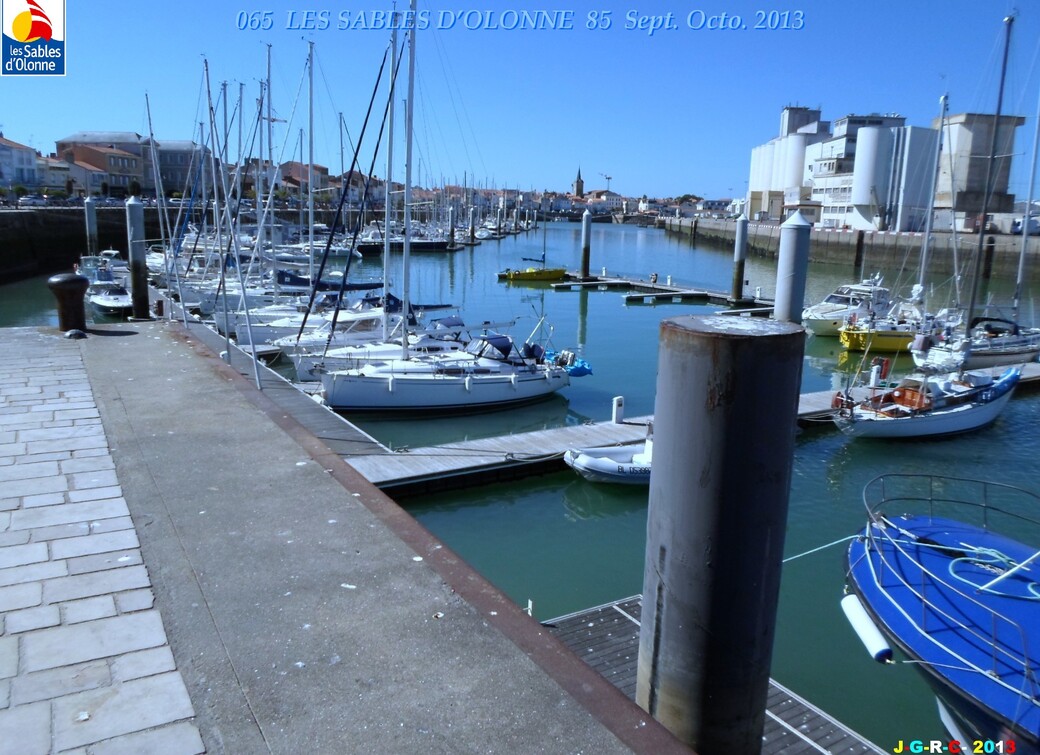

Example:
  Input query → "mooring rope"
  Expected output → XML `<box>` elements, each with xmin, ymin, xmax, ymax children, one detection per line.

<box><xmin>783</xmin><ymin>535</ymin><xmax>859</xmax><ymax>563</ymax></box>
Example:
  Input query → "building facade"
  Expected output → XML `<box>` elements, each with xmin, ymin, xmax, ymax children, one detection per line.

<box><xmin>933</xmin><ymin>112</ymin><xmax>1024</xmax><ymax>231</ymax></box>
<box><xmin>747</xmin><ymin>106</ymin><xmax>1022</xmax><ymax>232</ymax></box>
<box><xmin>0</xmin><ymin>133</ymin><xmax>38</xmax><ymax>189</ymax></box>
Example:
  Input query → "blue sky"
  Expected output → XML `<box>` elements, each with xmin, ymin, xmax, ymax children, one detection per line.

<box><xmin>2</xmin><ymin>0</ymin><xmax>1039</xmax><ymax>200</ymax></box>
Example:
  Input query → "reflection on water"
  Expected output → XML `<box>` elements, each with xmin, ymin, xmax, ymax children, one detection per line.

<box><xmin>406</xmin><ymin>391</ymin><xmax>1040</xmax><ymax>749</ymax></box>
<box><xmin>560</xmin><ymin>479</ymin><xmax>647</xmax><ymax>522</ymax></box>
<box><xmin>348</xmin><ymin>393</ymin><xmax>588</xmax><ymax>450</ymax></box>
<box><xmin>8</xmin><ymin>230</ymin><xmax>1040</xmax><ymax>749</ymax></box>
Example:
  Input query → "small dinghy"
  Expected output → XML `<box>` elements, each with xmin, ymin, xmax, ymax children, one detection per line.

<box><xmin>563</xmin><ymin>428</ymin><xmax>652</xmax><ymax>485</ymax></box>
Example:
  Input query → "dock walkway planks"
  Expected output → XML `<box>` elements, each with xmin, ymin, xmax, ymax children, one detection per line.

<box><xmin>345</xmin><ymin>386</ymin><xmax>849</xmax><ymax>490</ymax></box>
<box><xmin>177</xmin><ymin>305</ymin><xmax>1040</xmax><ymax>492</ymax></box>
<box><xmin>546</xmin><ymin>596</ymin><xmax>885</xmax><ymax>754</ymax></box>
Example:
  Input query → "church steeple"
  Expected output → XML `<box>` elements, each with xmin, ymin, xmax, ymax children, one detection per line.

<box><xmin>572</xmin><ymin>167</ymin><xmax>584</xmax><ymax>199</ymax></box>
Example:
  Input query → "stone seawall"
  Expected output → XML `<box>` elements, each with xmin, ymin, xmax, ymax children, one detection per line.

<box><xmin>0</xmin><ymin>208</ymin><xmax>160</xmax><ymax>280</ymax></box>
<box><xmin>0</xmin><ymin>207</ymin><xmax>352</xmax><ymax>282</ymax></box>
<box><xmin>663</xmin><ymin>217</ymin><xmax>1040</xmax><ymax>280</ymax></box>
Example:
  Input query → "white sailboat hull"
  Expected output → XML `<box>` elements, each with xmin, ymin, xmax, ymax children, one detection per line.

<box><xmin>912</xmin><ymin>334</ymin><xmax>1040</xmax><ymax>371</ymax></box>
<box><xmin>835</xmin><ymin>391</ymin><xmax>1014</xmax><ymax>438</ymax></box>
<box><xmin>321</xmin><ymin>365</ymin><xmax>569</xmax><ymax>410</ymax></box>
<box><xmin>834</xmin><ymin>369</ymin><xmax>1020</xmax><ymax>438</ymax></box>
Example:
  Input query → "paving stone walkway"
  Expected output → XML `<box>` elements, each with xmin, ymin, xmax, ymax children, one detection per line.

<box><xmin>0</xmin><ymin>329</ymin><xmax>203</xmax><ymax>755</ymax></box>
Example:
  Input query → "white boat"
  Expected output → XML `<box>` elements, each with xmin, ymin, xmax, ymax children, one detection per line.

<box><xmin>87</xmin><ymin>281</ymin><xmax>133</xmax><ymax>319</ymax></box>
<box><xmin>832</xmin><ymin>366</ymin><xmax>1021</xmax><ymax>438</ymax></box>
<box><xmin>319</xmin><ymin>328</ymin><xmax>573</xmax><ymax>411</ymax></box>
<box><xmin>801</xmin><ymin>274</ymin><xmax>890</xmax><ymax>336</ymax></box>
<box><xmin>563</xmin><ymin>433</ymin><xmax>652</xmax><ymax>485</ymax></box>
<box><xmin>289</xmin><ymin>315</ymin><xmax>513</xmax><ymax>381</ymax></box>
<box><xmin>912</xmin><ymin>319</ymin><xmax>1040</xmax><ymax>371</ymax></box>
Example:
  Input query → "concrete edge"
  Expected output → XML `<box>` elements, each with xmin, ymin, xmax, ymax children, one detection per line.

<box><xmin>163</xmin><ymin>321</ymin><xmax>691</xmax><ymax>754</ymax></box>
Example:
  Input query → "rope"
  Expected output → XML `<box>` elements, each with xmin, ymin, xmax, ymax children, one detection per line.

<box><xmin>783</xmin><ymin>535</ymin><xmax>858</xmax><ymax>563</ymax></box>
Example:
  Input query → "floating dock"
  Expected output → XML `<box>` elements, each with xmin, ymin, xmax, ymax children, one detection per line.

<box><xmin>551</xmin><ymin>274</ymin><xmax>762</xmax><ymax>308</ymax></box>
<box><xmin>185</xmin><ymin>313</ymin><xmax>1040</xmax><ymax>495</ymax></box>
<box><xmin>546</xmin><ymin>596</ymin><xmax>885</xmax><ymax>754</ymax></box>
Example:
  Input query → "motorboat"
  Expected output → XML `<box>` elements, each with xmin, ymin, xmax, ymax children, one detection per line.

<box><xmin>843</xmin><ymin>473</ymin><xmax>1040</xmax><ymax>749</ymax></box>
<box><xmin>87</xmin><ymin>281</ymin><xmax>133</xmax><ymax>319</ymax></box>
<box><xmin>802</xmin><ymin>274</ymin><xmax>890</xmax><ymax>336</ymax></box>
<box><xmin>497</xmin><ymin>266</ymin><xmax>569</xmax><ymax>283</ymax></box>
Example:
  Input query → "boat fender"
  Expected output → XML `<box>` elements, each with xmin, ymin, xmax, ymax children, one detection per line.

<box><xmin>840</xmin><ymin>593</ymin><xmax>892</xmax><ymax>663</ymax></box>
<box><xmin>465</xmin><ymin>376</ymin><xmax>472</xmax><ymax>392</ymax></box>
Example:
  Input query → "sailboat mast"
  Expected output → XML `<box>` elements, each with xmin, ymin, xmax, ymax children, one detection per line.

<box><xmin>237</xmin><ymin>82</ymin><xmax>244</xmax><ymax>207</ymax></box>
<box><xmin>401</xmin><ymin>0</ymin><xmax>416</xmax><ymax>360</ymax></box>
<box><xmin>966</xmin><ymin>15</ymin><xmax>1013</xmax><ymax>329</ymax></box>
<box><xmin>266</xmin><ymin>44</ymin><xmax>274</xmax><ymax>249</ymax></box>
<box><xmin>917</xmin><ymin>94</ymin><xmax>947</xmax><ymax>290</ymax></box>
<box><xmin>383</xmin><ymin>22</ymin><xmax>397</xmax><ymax>342</ymax></box>
<box><xmin>1012</xmin><ymin>69</ymin><xmax>1040</xmax><ymax>322</ymax></box>
<box><xmin>308</xmin><ymin>40</ymin><xmax>315</xmax><ymax>283</ymax></box>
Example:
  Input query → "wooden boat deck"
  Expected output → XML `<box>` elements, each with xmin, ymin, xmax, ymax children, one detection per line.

<box><xmin>546</xmin><ymin>596</ymin><xmax>885</xmax><ymax>754</ymax></box>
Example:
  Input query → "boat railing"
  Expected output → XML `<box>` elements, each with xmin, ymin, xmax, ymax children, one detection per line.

<box><xmin>863</xmin><ymin>473</ymin><xmax>1040</xmax><ymax>700</ymax></box>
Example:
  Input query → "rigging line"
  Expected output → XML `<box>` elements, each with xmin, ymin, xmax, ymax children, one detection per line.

<box><xmin>410</xmin><ymin>72</ymin><xmax>434</xmax><ymax>192</ymax></box>
<box><xmin>385</xmin><ymin>447</ymin><xmax>564</xmax><ymax>461</ymax></box>
<box><xmin>250</xmin><ymin>54</ymin><xmax>309</xmax><ymax>252</ymax></box>
<box><xmin>413</xmin><ymin>68</ymin><xmax>449</xmax><ymax>190</ymax></box>
<box><xmin>306</xmin><ymin>48</ymin><xmax>338</xmax><ymax>176</ymax></box>
<box><xmin>782</xmin><ymin>535</ymin><xmax>858</xmax><ymax>564</ymax></box>
<box><xmin>426</xmin><ymin>28</ymin><xmax>476</xmax><ymax>176</ymax></box>
<box><xmin>426</xmin><ymin>26</ymin><xmax>486</xmax><ymax>177</ymax></box>
<box><xmin>317</xmin><ymin>51</ymin><xmax>406</xmax><ymax>356</ymax></box>
<box><xmin>301</xmin><ymin>39</ymin><xmax>397</xmax><ymax>352</ymax></box>
<box><xmin>313</xmin><ymin>48</ymin><xmax>357</xmax><ymax>158</ymax></box>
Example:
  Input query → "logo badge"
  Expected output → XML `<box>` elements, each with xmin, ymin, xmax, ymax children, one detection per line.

<box><xmin>2</xmin><ymin>0</ymin><xmax>65</xmax><ymax>76</ymax></box>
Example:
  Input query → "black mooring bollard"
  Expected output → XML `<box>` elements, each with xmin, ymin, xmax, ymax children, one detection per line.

<box><xmin>47</xmin><ymin>272</ymin><xmax>90</xmax><ymax>333</ymax></box>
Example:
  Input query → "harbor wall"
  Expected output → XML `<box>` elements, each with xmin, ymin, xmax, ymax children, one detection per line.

<box><xmin>0</xmin><ymin>207</ymin><xmax>351</xmax><ymax>282</ymax></box>
<box><xmin>663</xmin><ymin>217</ymin><xmax>1040</xmax><ymax>280</ymax></box>
<box><xmin>0</xmin><ymin>208</ymin><xmax>160</xmax><ymax>280</ymax></box>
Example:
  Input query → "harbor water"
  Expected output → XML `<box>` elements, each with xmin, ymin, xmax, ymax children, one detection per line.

<box><xmin>7</xmin><ymin>222</ymin><xmax>1040</xmax><ymax>750</ymax></box>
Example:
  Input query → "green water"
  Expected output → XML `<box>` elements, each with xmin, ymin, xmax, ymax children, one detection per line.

<box><xmin>6</xmin><ymin>224</ymin><xmax>1040</xmax><ymax>749</ymax></box>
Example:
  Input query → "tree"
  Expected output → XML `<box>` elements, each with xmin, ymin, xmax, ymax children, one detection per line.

<box><xmin>129</xmin><ymin>179</ymin><xmax>141</xmax><ymax>197</ymax></box>
<box><xmin>100</xmin><ymin>181</ymin><xmax>109</xmax><ymax>197</ymax></box>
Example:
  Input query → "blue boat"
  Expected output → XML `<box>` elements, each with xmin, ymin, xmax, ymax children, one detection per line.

<box><xmin>843</xmin><ymin>474</ymin><xmax>1040</xmax><ymax>751</ymax></box>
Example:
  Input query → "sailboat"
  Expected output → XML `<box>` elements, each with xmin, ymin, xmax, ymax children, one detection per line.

<box><xmin>319</xmin><ymin>4</ymin><xmax>583</xmax><ymax>412</ymax></box>
<box><xmin>831</xmin><ymin>364</ymin><xmax>1020</xmax><ymax>438</ymax></box>
<box><xmin>911</xmin><ymin>48</ymin><xmax>1040</xmax><ymax>370</ymax></box>
<box><xmin>834</xmin><ymin>69</ymin><xmax>1028</xmax><ymax>439</ymax></box>
<box><xmin>320</xmin><ymin>320</ymin><xmax>575</xmax><ymax>411</ymax></box>
<box><xmin>839</xmin><ymin>97</ymin><xmax>952</xmax><ymax>354</ymax></box>
<box><xmin>842</xmin><ymin>473</ymin><xmax>1040</xmax><ymax>749</ymax></box>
